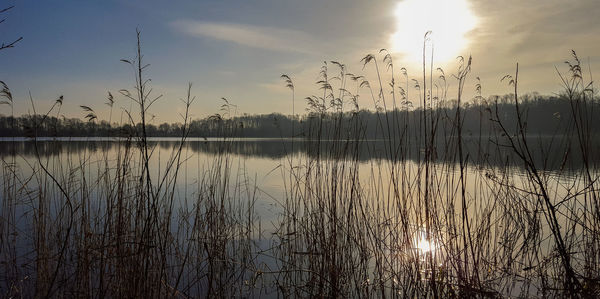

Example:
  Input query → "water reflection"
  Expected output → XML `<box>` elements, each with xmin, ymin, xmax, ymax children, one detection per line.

<box><xmin>1</xmin><ymin>136</ymin><xmax>597</xmax><ymax>297</ymax></box>
<box><xmin>414</xmin><ymin>230</ymin><xmax>438</xmax><ymax>255</ymax></box>
<box><xmin>0</xmin><ymin>137</ymin><xmax>596</xmax><ymax>171</ymax></box>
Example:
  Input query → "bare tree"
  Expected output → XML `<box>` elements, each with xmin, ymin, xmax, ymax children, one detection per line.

<box><xmin>0</xmin><ymin>5</ymin><xmax>22</xmax><ymax>51</ymax></box>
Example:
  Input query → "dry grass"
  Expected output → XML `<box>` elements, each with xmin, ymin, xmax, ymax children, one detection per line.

<box><xmin>0</xmin><ymin>32</ymin><xmax>599</xmax><ymax>298</ymax></box>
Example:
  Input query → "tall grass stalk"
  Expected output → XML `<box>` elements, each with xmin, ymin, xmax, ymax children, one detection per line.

<box><xmin>0</xmin><ymin>32</ymin><xmax>599</xmax><ymax>298</ymax></box>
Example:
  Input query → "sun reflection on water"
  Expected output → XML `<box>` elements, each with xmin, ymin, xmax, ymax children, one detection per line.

<box><xmin>414</xmin><ymin>229</ymin><xmax>439</xmax><ymax>255</ymax></box>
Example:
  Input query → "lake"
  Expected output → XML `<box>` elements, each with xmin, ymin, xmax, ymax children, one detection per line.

<box><xmin>0</xmin><ymin>137</ymin><xmax>598</xmax><ymax>297</ymax></box>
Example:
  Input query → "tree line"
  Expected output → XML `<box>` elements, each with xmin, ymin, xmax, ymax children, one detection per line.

<box><xmin>0</xmin><ymin>93</ymin><xmax>597</xmax><ymax>139</ymax></box>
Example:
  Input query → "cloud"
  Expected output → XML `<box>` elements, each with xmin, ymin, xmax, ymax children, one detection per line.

<box><xmin>171</xmin><ymin>20</ymin><xmax>317</xmax><ymax>54</ymax></box>
<box><xmin>470</xmin><ymin>0</ymin><xmax>600</xmax><ymax>60</ymax></box>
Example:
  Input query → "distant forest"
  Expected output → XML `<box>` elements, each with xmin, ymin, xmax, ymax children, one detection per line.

<box><xmin>0</xmin><ymin>93</ymin><xmax>597</xmax><ymax>139</ymax></box>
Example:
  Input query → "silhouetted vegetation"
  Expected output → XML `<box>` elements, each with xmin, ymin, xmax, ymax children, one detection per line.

<box><xmin>0</xmin><ymin>5</ymin><xmax>22</xmax><ymax>52</ymax></box>
<box><xmin>1</xmin><ymin>93</ymin><xmax>598</xmax><ymax>139</ymax></box>
<box><xmin>1</xmin><ymin>28</ymin><xmax>599</xmax><ymax>298</ymax></box>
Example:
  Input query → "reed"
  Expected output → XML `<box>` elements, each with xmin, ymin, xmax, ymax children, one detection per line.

<box><xmin>0</xmin><ymin>30</ymin><xmax>598</xmax><ymax>298</ymax></box>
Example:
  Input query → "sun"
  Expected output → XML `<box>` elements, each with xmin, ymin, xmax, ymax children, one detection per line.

<box><xmin>390</xmin><ymin>0</ymin><xmax>478</xmax><ymax>65</ymax></box>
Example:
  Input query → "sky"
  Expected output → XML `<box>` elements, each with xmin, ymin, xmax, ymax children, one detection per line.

<box><xmin>0</xmin><ymin>0</ymin><xmax>598</xmax><ymax>123</ymax></box>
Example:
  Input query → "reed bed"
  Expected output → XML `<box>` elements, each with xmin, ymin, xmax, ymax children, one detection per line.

<box><xmin>270</xmin><ymin>47</ymin><xmax>599</xmax><ymax>298</ymax></box>
<box><xmin>0</xmin><ymin>31</ymin><xmax>599</xmax><ymax>298</ymax></box>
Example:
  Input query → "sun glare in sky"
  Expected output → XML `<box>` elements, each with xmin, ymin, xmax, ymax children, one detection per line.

<box><xmin>391</xmin><ymin>0</ymin><xmax>478</xmax><ymax>64</ymax></box>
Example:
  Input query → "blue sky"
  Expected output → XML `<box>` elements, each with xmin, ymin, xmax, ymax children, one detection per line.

<box><xmin>1</xmin><ymin>0</ymin><xmax>598</xmax><ymax>122</ymax></box>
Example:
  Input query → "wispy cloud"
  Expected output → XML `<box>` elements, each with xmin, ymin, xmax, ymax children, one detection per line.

<box><xmin>171</xmin><ymin>20</ymin><xmax>317</xmax><ymax>54</ymax></box>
